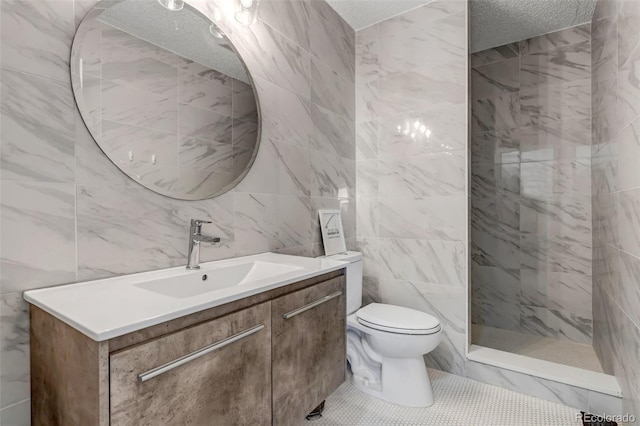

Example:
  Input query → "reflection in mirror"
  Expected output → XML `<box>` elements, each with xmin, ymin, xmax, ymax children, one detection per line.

<box><xmin>71</xmin><ymin>0</ymin><xmax>260</xmax><ymax>200</ymax></box>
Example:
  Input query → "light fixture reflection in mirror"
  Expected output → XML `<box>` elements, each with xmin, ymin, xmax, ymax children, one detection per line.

<box><xmin>158</xmin><ymin>0</ymin><xmax>184</xmax><ymax>11</ymax></box>
<box><xmin>235</xmin><ymin>0</ymin><xmax>259</xmax><ymax>25</ymax></box>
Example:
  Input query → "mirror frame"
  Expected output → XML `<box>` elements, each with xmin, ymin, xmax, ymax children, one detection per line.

<box><xmin>70</xmin><ymin>0</ymin><xmax>262</xmax><ymax>201</ymax></box>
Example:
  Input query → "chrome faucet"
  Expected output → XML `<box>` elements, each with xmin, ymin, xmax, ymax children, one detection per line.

<box><xmin>187</xmin><ymin>219</ymin><xmax>221</xmax><ymax>269</ymax></box>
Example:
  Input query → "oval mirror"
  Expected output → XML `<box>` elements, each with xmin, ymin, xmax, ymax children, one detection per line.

<box><xmin>71</xmin><ymin>0</ymin><xmax>260</xmax><ymax>200</ymax></box>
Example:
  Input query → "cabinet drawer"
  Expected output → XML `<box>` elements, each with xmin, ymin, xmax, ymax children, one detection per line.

<box><xmin>110</xmin><ymin>302</ymin><xmax>271</xmax><ymax>426</ymax></box>
<box><xmin>271</xmin><ymin>276</ymin><xmax>346</xmax><ymax>426</ymax></box>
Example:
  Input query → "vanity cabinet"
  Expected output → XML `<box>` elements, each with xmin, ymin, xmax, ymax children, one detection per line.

<box><xmin>272</xmin><ymin>278</ymin><xmax>346</xmax><ymax>426</ymax></box>
<box><xmin>109</xmin><ymin>302</ymin><xmax>271</xmax><ymax>426</ymax></box>
<box><xmin>30</xmin><ymin>270</ymin><xmax>345</xmax><ymax>426</ymax></box>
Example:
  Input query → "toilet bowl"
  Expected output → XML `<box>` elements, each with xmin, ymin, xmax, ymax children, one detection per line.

<box><xmin>321</xmin><ymin>251</ymin><xmax>443</xmax><ymax>407</ymax></box>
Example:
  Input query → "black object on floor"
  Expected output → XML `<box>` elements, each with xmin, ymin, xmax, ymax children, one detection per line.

<box><xmin>581</xmin><ymin>411</ymin><xmax>618</xmax><ymax>426</ymax></box>
<box><xmin>306</xmin><ymin>401</ymin><xmax>325</xmax><ymax>421</ymax></box>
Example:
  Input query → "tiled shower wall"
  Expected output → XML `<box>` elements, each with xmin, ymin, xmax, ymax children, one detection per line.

<box><xmin>470</xmin><ymin>25</ymin><xmax>594</xmax><ymax>344</ymax></box>
<box><xmin>355</xmin><ymin>0</ymin><xmax>469</xmax><ymax>376</ymax></box>
<box><xmin>591</xmin><ymin>0</ymin><xmax>640</xmax><ymax>417</ymax></box>
<box><xmin>0</xmin><ymin>0</ymin><xmax>355</xmax><ymax>422</ymax></box>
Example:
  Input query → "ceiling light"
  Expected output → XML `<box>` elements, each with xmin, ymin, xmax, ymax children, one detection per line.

<box><xmin>158</xmin><ymin>0</ymin><xmax>184</xmax><ymax>11</ymax></box>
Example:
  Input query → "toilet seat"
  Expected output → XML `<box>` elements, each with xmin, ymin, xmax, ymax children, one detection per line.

<box><xmin>356</xmin><ymin>303</ymin><xmax>441</xmax><ymax>335</ymax></box>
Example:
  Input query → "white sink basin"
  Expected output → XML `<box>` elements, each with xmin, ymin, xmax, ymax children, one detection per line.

<box><xmin>135</xmin><ymin>261</ymin><xmax>304</xmax><ymax>299</ymax></box>
<box><xmin>23</xmin><ymin>252</ymin><xmax>348</xmax><ymax>341</ymax></box>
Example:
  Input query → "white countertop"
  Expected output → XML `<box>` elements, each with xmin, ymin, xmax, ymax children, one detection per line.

<box><xmin>23</xmin><ymin>253</ymin><xmax>348</xmax><ymax>342</ymax></box>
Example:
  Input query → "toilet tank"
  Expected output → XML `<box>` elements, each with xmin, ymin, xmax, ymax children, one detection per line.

<box><xmin>321</xmin><ymin>251</ymin><xmax>363</xmax><ymax>314</ymax></box>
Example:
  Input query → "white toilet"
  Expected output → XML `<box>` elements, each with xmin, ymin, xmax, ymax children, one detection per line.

<box><xmin>323</xmin><ymin>251</ymin><xmax>443</xmax><ymax>407</ymax></box>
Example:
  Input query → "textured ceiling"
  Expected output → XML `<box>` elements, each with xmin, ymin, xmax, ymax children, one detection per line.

<box><xmin>97</xmin><ymin>0</ymin><xmax>249</xmax><ymax>82</ymax></box>
<box><xmin>326</xmin><ymin>0</ymin><xmax>598</xmax><ymax>53</ymax></box>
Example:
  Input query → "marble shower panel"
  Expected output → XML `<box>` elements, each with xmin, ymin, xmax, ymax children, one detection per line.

<box><xmin>470</xmin><ymin>25</ymin><xmax>593</xmax><ymax>344</ymax></box>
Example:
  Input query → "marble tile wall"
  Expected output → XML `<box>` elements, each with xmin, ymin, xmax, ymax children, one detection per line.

<box><xmin>355</xmin><ymin>0</ymin><xmax>469</xmax><ymax>376</ymax></box>
<box><xmin>0</xmin><ymin>0</ymin><xmax>355</xmax><ymax>423</ymax></box>
<box><xmin>591</xmin><ymin>0</ymin><xmax>640</xmax><ymax>417</ymax></box>
<box><xmin>470</xmin><ymin>25</ymin><xmax>594</xmax><ymax>344</ymax></box>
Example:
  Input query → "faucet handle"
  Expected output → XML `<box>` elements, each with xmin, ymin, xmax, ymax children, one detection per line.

<box><xmin>191</xmin><ymin>219</ymin><xmax>212</xmax><ymax>226</ymax></box>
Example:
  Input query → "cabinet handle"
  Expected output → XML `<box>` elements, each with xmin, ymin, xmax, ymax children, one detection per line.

<box><xmin>137</xmin><ymin>324</ymin><xmax>264</xmax><ymax>382</ymax></box>
<box><xmin>283</xmin><ymin>291</ymin><xmax>343</xmax><ymax>320</ymax></box>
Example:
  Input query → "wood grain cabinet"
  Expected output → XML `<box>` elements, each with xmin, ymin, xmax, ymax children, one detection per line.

<box><xmin>30</xmin><ymin>270</ymin><xmax>346</xmax><ymax>426</ymax></box>
<box><xmin>271</xmin><ymin>277</ymin><xmax>346</xmax><ymax>426</ymax></box>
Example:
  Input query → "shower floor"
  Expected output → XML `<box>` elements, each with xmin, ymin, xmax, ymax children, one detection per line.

<box><xmin>472</xmin><ymin>324</ymin><xmax>604</xmax><ymax>374</ymax></box>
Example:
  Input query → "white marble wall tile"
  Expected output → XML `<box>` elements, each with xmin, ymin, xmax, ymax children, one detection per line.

<box><xmin>520</xmin><ymin>195</ymin><xmax>592</xmax><ymax>245</ymax></box>
<box><xmin>178</xmin><ymin>72</ymin><xmax>233</xmax><ymax>116</ymax></box>
<box><xmin>520</xmin><ymin>269</ymin><xmax>592</xmax><ymax>317</ymax></box>
<box><xmin>379</xmin><ymin>195</ymin><xmax>467</xmax><ymax>241</ymax></box>
<box><xmin>235</xmin><ymin>138</ymin><xmax>310</xmax><ymax>196</ymax></box>
<box><xmin>472</xmin><ymin>93</ymin><xmax>520</xmax><ymax>133</ymax></box>
<box><xmin>0</xmin><ymin>0</ymin><xmax>75</xmax><ymax>83</ymax></box>
<box><xmin>309</xmin><ymin>8</ymin><xmax>355</xmax><ymax>78</ymax></box>
<box><xmin>471</xmin><ymin>162</ymin><xmax>520</xmax><ymax>198</ymax></box>
<box><xmin>471</xmin><ymin>130</ymin><xmax>520</xmax><ymax>164</ymax></box>
<box><xmin>593</xmin><ymin>78</ymin><xmax>618</xmax><ymax>145</ymax></box>
<box><xmin>616</xmin><ymin>117</ymin><xmax>640</xmax><ymax>190</ymax></box>
<box><xmin>471</xmin><ymin>57</ymin><xmax>520</xmax><ymax>100</ymax></box>
<box><xmin>356</xmin><ymin>160</ymin><xmax>378</xmax><ymax>198</ymax></box>
<box><xmin>101</xmin><ymin>120</ymin><xmax>177</xmax><ymax>168</ymax></box>
<box><xmin>355</xmin><ymin>24</ymin><xmax>378</xmax><ymax>83</ymax></box>
<box><xmin>234</xmin><ymin>193</ymin><xmax>312</xmax><ymax>253</ymax></box>
<box><xmin>471</xmin><ymin>43</ymin><xmax>519</xmax><ymax>69</ymax></box>
<box><xmin>378</xmin><ymin>105</ymin><xmax>467</xmax><ymax>157</ymax></box>
<box><xmin>306</xmin><ymin>0</ymin><xmax>353</xmax><ymax>45</ymax></box>
<box><xmin>519</xmin><ymin>121</ymin><xmax>592</xmax><ymax>162</ymax></box>
<box><xmin>0</xmin><ymin>400</ymin><xmax>30</xmax><ymax>426</ymax></box>
<box><xmin>101</xmin><ymin>24</ymin><xmax>179</xmax><ymax>69</ymax></box>
<box><xmin>465</xmin><ymin>361</ymin><xmax>590</xmax><ymax>411</ymax></box>
<box><xmin>521</xmin><ymin>41</ymin><xmax>592</xmax><ymax>90</ymax></box>
<box><xmin>356</xmin><ymin>237</ymin><xmax>380</xmax><ymax>279</ymax></box>
<box><xmin>472</xmin><ymin>264</ymin><xmax>520</xmax><ymax>305</ymax></box>
<box><xmin>355</xmin><ymin>120</ymin><xmax>378</xmax><ymax>160</ymax></box>
<box><xmin>309</xmin><ymin>150</ymin><xmax>355</xmax><ymax>198</ymax></box>
<box><xmin>258</xmin><ymin>0</ymin><xmax>310</xmax><ymax>50</ymax></box>
<box><xmin>75</xmin><ymin>110</ymin><xmax>132</xmax><ymax>188</ymax></box>
<box><xmin>310</xmin><ymin>58</ymin><xmax>355</xmax><ymax>120</ymax></box>
<box><xmin>102</xmin><ymin>80</ymin><xmax>177</xmax><ymax>134</ymax></box>
<box><xmin>76</xmin><ymin>186</ymin><xmax>234</xmax><ymax>280</ymax></box>
<box><xmin>231</xmin><ymin>19</ymin><xmax>310</xmax><ymax>98</ymax></box>
<box><xmin>614</xmin><ymin>250</ymin><xmax>640</xmax><ymax>327</ymax></box>
<box><xmin>520</xmin><ymin>235</ymin><xmax>592</xmax><ymax>275</ymax></box>
<box><xmin>0</xmin><ymin>181</ymin><xmax>76</xmax><ymax>293</ymax></box>
<box><xmin>520</xmin><ymin>23</ymin><xmax>591</xmax><ymax>55</ymax></box>
<box><xmin>618</xmin><ymin>187</ymin><xmax>640</xmax><ymax>256</ymax></box>
<box><xmin>472</xmin><ymin>191</ymin><xmax>520</xmax><ymax>232</ymax></box>
<box><xmin>521</xmin><ymin>305</ymin><xmax>592</xmax><ymax>344</ymax></box>
<box><xmin>377</xmin><ymin>69</ymin><xmax>465</xmax><ymax>117</ymax></box>
<box><xmin>520</xmin><ymin>159</ymin><xmax>591</xmax><ymax>199</ymax></box>
<box><xmin>356</xmin><ymin>197</ymin><xmax>378</xmax><ymax>238</ymax></box>
<box><xmin>378</xmin><ymin>150</ymin><xmax>466</xmax><ymax>197</ymax></box>
<box><xmin>178</xmin><ymin>138</ymin><xmax>234</xmax><ymax>175</ymax></box>
<box><xmin>232</xmin><ymin>88</ymin><xmax>258</xmax><ymax>124</ymax></box>
<box><xmin>471</xmin><ymin>221</ymin><xmax>520</xmax><ymax>269</ymax></box>
<box><xmin>617</xmin><ymin>40</ymin><xmax>640</xmax><ymax>130</ymax></box>
<box><xmin>355</xmin><ymin>79</ymin><xmax>379</xmax><ymax>122</ymax></box>
<box><xmin>471</xmin><ymin>298</ymin><xmax>521</xmax><ymax>331</ymax></box>
<box><xmin>617</xmin><ymin>0</ymin><xmax>640</xmax><ymax>68</ymax></box>
<box><xmin>0</xmin><ymin>68</ymin><xmax>75</xmax><ymax>182</ymax></box>
<box><xmin>592</xmin><ymin>18</ymin><xmax>617</xmax><ymax>85</ymax></box>
<box><xmin>379</xmin><ymin>12</ymin><xmax>466</xmax><ymax>79</ymax></box>
<box><xmin>310</xmin><ymin>103</ymin><xmax>355</xmax><ymax>159</ymax></box>
<box><xmin>520</xmin><ymin>79</ymin><xmax>591</xmax><ymax>127</ymax></box>
<box><xmin>378</xmin><ymin>238</ymin><xmax>465</xmax><ymax>286</ymax></box>
<box><xmin>0</xmin><ymin>293</ymin><xmax>29</xmax><ymax>409</ymax></box>
<box><xmin>178</xmin><ymin>104</ymin><xmax>232</xmax><ymax>144</ymax></box>
<box><xmin>253</xmin><ymin>77</ymin><xmax>313</xmax><ymax>147</ymax></box>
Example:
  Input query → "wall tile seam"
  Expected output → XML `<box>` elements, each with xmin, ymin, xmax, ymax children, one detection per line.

<box><xmin>520</xmin><ymin>38</ymin><xmax>592</xmax><ymax>59</ymax></box>
<box><xmin>618</xmin><ymin>36</ymin><xmax>640</xmax><ymax>72</ymax></box>
<box><xmin>0</xmin><ymin>64</ymin><xmax>72</xmax><ymax>87</ymax></box>
<box><xmin>598</xmin><ymin>274</ymin><xmax>640</xmax><ymax>332</ymax></box>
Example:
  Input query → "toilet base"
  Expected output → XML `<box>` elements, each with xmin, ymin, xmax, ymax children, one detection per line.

<box><xmin>351</xmin><ymin>356</ymin><xmax>434</xmax><ymax>407</ymax></box>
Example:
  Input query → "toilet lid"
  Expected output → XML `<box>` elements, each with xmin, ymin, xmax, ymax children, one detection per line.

<box><xmin>356</xmin><ymin>303</ymin><xmax>441</xmax><ymax>335</ymax></box>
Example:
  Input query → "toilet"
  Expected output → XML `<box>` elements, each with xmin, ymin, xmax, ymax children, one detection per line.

<box><xmin>323</xmin><ymin>251</ymin><xmax>443</xmax><ymax>407</ymax></box>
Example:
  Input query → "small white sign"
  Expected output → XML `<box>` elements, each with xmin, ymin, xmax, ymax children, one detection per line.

<box><xmin>318</xmin><ymin>209</ymin><xmax>346</xmax><ymax>256</ymax></box>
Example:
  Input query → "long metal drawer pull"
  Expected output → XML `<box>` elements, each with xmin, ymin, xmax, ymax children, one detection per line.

<box><xmin>138</xmin><ymin>324</ymin><xmax>264</xmax><ymax>382</ymax></box>
<box><xmin>283</xmin><ymin>291</ymin><xmax>343</xmax><ymax>319</ymax></box>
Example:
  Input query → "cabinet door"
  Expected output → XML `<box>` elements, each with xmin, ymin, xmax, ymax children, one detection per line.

<box><xmin>110</xmin><ymin>302</ymin><xmax>271</xmax><ymax>426</ymax></box>
<box><xmin>271</xmin><ymin>276</ymin><xmax>346</xmax><ymax>426</ymax></box>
